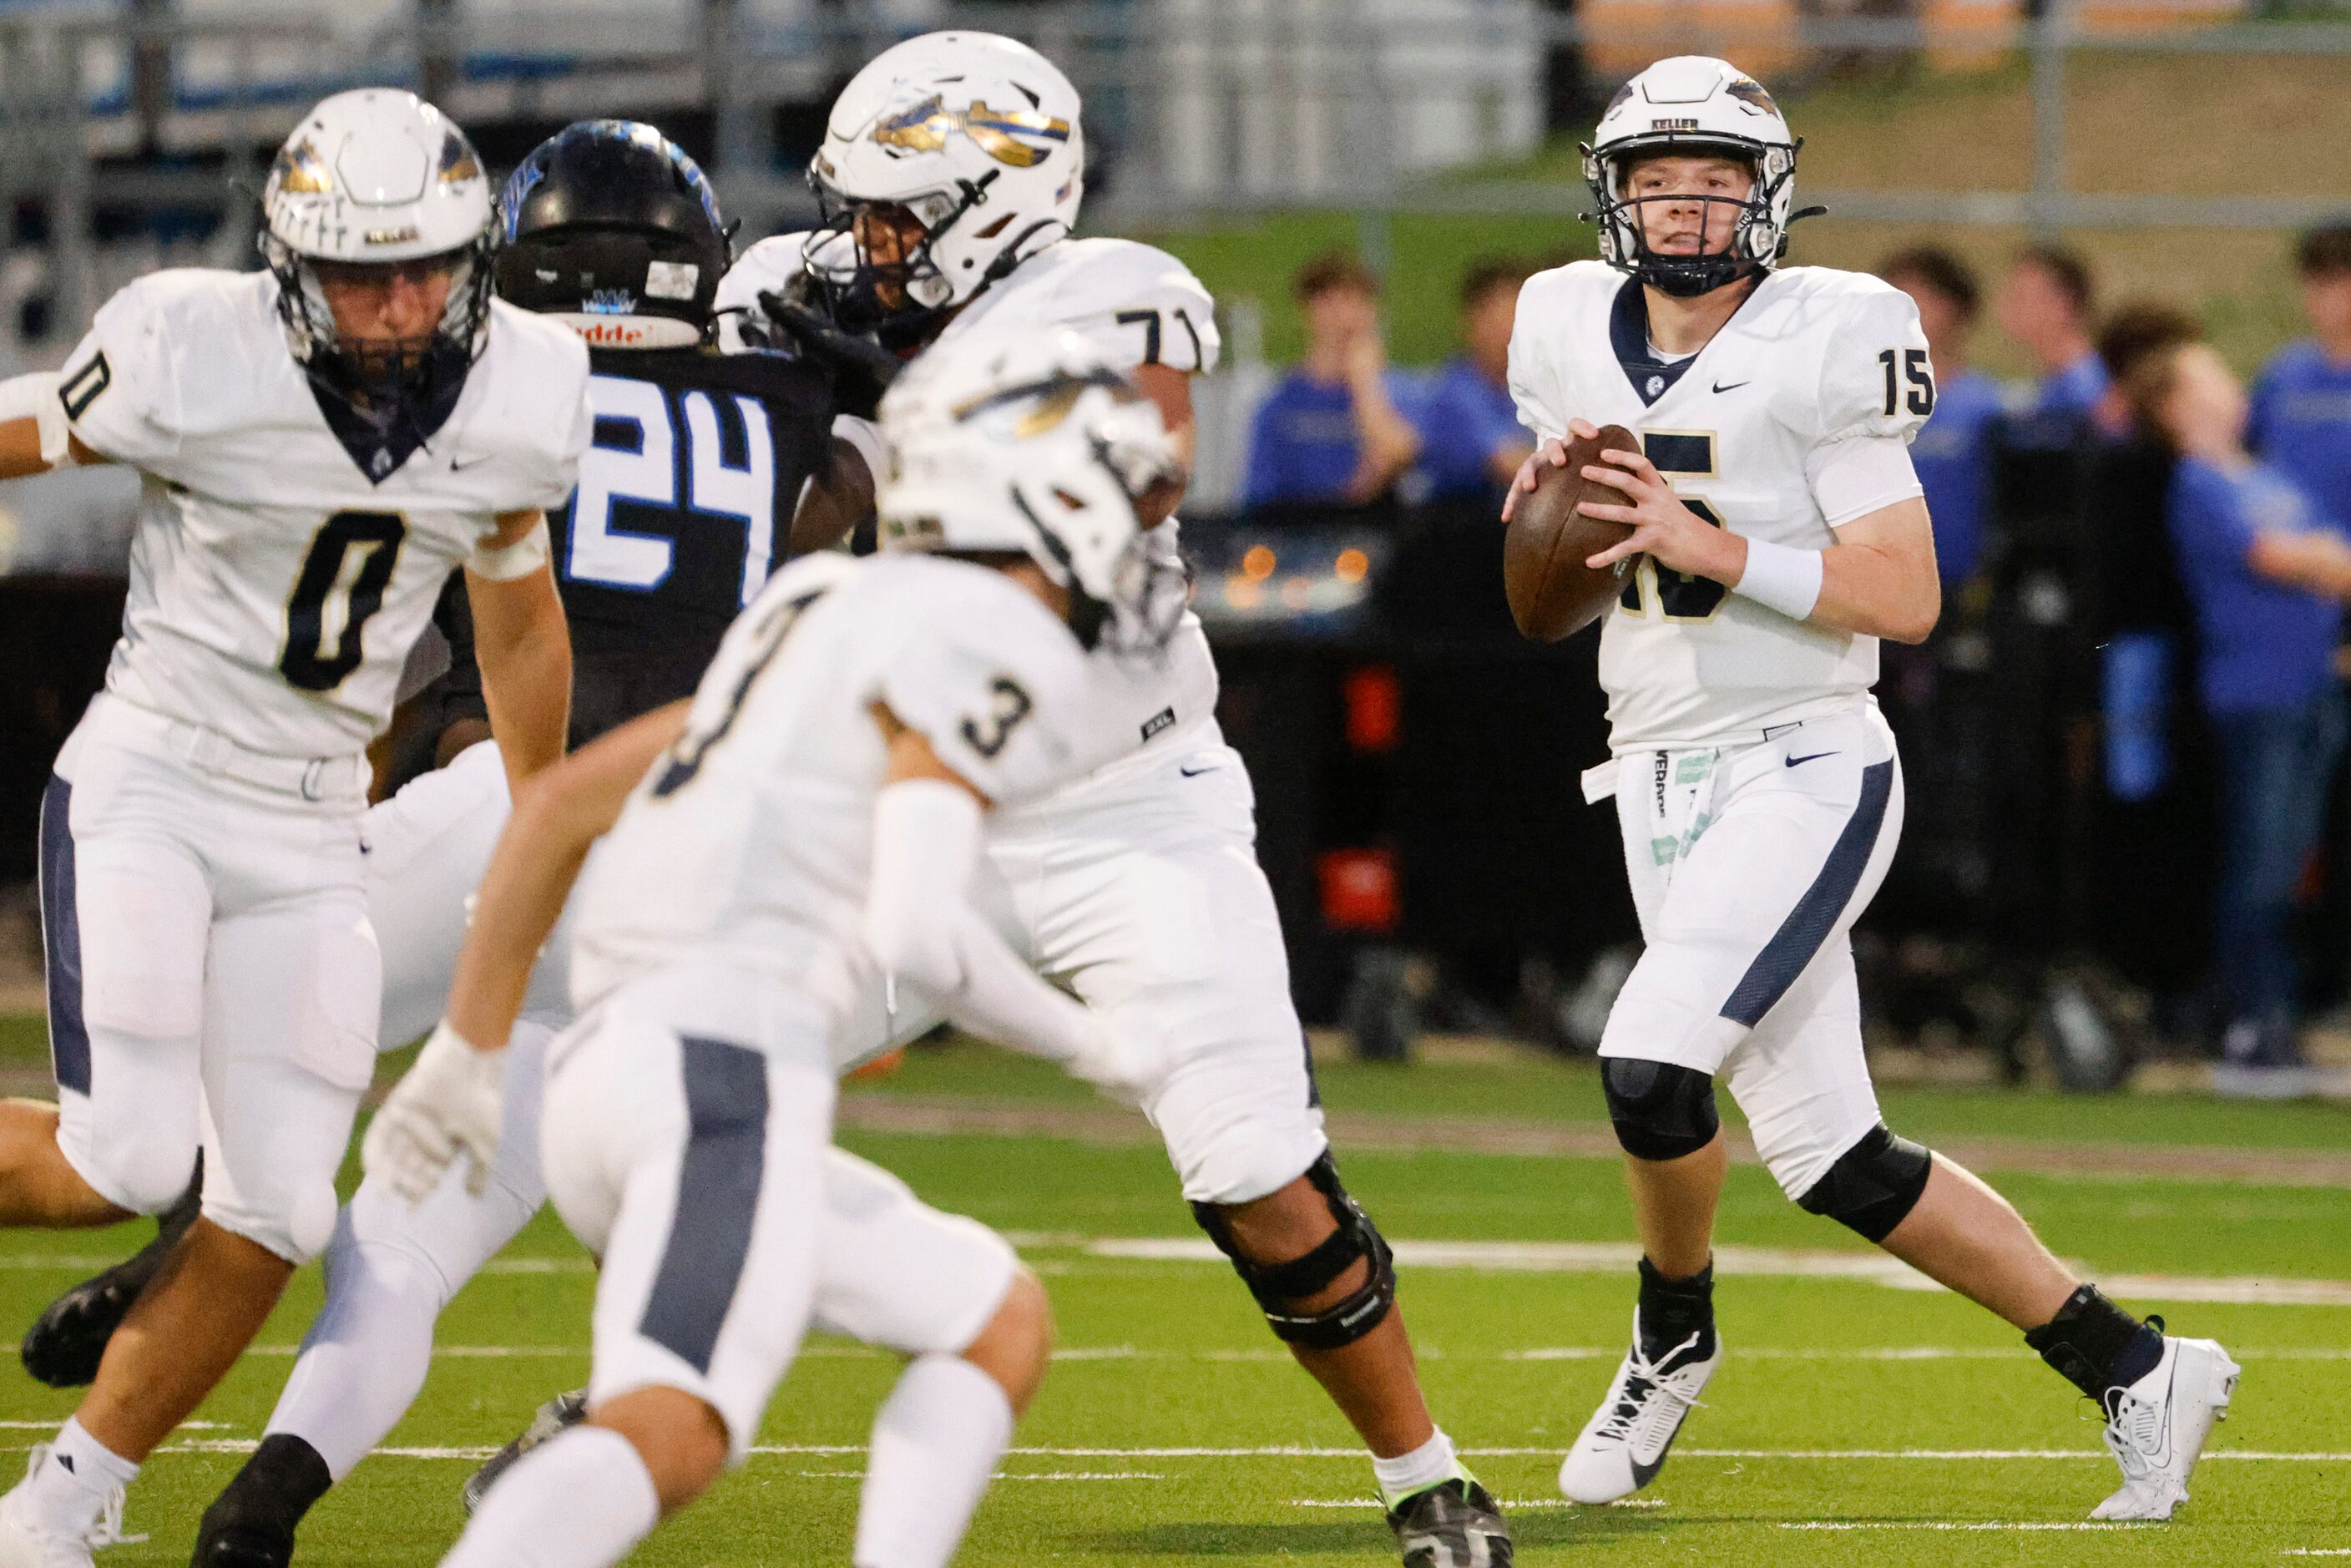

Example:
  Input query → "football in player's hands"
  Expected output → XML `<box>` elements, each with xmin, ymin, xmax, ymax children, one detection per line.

<box><xmin>1502</xmin><ymin>423</ymin><xmax>1641</xmax><ymax>642</ymax></box>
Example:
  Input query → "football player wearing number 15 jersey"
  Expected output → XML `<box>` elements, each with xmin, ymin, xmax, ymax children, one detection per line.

<box><xmin>0</xmin><ymin>89</ymin><xmax>585</xmax><ymax>1563</ymax></box>
<box><xmin>1505</xmin><ymin>55</ymin><xmax>2237</xmax><ymax>1523</ymax></box>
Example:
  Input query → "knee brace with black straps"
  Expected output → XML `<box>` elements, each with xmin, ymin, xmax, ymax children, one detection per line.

<box><xmin>1190</xmin><ymin>1151</ymin><xmax>1397</xmax><ymax>1350</ymax></box>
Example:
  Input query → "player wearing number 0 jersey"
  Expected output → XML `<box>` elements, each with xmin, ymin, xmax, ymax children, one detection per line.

<box><xmin>3</xmin><ymin>121</ymin><xmax>863</xmax><ymax>1568</ymax></box>
<box><xmin>700</xmin><ymin>32</ymin><xmax>1515</xmax><ymax>1565</ymax></box>
<box><xmin>1507</xmin><ymin>55</ymin><xmax>2238</xmax><ymax>1524</ymax></box>
<box><xmin>382</xmin><ymin>332</ymin><xmax>1174</xmax><ymax>1568</ymax></box>
<box><xmin>0</xmin><ymin>89</ymin><xmax>583</xmax><ymax>1566</ymax></box>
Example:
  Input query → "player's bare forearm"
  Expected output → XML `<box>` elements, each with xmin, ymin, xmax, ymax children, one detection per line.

<box><xmin>0</xmin><ymin>371</ymin><xmax>109</xmax><ymax>475</ymax></box>
<box><xmin>444</xmin><ymin>701</ymin><xmax>690</xmax><ymax>1049</ymax></box>
<box><xmin>790</xmin><ymin>435</ymin><xmax>876</xmax><ymax>557</ymax></box>
<box><xmin>1580</xmin><ymin>449</ymin><xmax>1939</xmax><ymax>643</ymax></box>
<box><xmin>1132</xmin><ymin>363</ymin><xmax>1197</xmax><ymax>527</ymax></box>
<box><xmin>0</xmin><ymin>417</ymin><xmax>51</xmax><ymax>479</ymax></box>
<box><xmin>1810</xmin><ymin>498</ymin><xmax>1940</xmax><ymax>643</ymax></box>
<box><xmin>469</xmin><ymin>560</ymin><xmax>573</xmax><ymax>791</ymax></box>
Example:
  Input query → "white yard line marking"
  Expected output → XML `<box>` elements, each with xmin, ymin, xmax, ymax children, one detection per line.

<box><xmin>6</xmin><ymin>1242</ymin><xmax>2349</xmax><ymax>1303</ymax></box>
<box><xmin>1288</xmin><ymin>1498</ymin><xmax>1649</xmax><ymax>1510</ymax></box>
<box><xmin>1078</xmin><ymin>1238</ymin><xmax>2351</xmax><ymax>1306</ymax></box>
<box><xmin>0</xmin><ymin>1420</ymin><xmax>228</xmax><ymax>1430</ymax></box>
<box><xmin>224</xmin><ymin>1341</ymin><xmax>2351</xmax><ymax>1366</ymax></box>
<box><xmin>1782</xmin><ymin>1521</ymin><xmax>2146</xmax><ymax>1531</ymax></box>
<box><xmin>66</xmin><ymin>1440</ymin><xmax>2351</xmax><ymax>1464</ymax></box>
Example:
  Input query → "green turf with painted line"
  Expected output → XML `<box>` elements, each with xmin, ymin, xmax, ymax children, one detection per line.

<box><xmin>0</xmin><ymin>1026</ymin><xmax>2343</xmax><ymax>1563</ymax></box>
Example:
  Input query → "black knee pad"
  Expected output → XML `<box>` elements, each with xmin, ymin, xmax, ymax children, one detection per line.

<box><xmin>1601</xmin><ymin>1059</ymin><xmax>1720</xmax><ymax>1162</ymax></box>
<box><xmin>1798</xmin><ymin>1124</ymin><xmax>1933</xmax><ymax>1242</ymax></box>
<box><xmin>1190</xmin><ymin>1151</ymin><xmax>1398</xmax><ymax>1351</ymax></box>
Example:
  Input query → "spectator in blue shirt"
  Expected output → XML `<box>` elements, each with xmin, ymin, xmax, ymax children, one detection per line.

<box><xmin>1995</xmin><ymin>245</ymin><xmax>2111</xmax><ymax>432</ymax></box>
<box><xmin>1243</xmin><ymin>250</ymin><xmax>1423</xmax><ymax>510</ymax></box>
<box><xmin>1880</xmin><ymin>246</ymin><xmax>2004</xmax><ymax>586</ymax></box>
<box><xmin>2132</xmin><ymin>338</ymin><xmax>2351</xmax><ymax>1092</ymax></box>
<box><xmin>1408</xmin><ymin>257</ymin><xmax>1535</xmax><ymax>505</ymax></box>
<box><xmin>2248</xmin><ymin>224</ymin><xmax>2351</xmax><ymax>535</ymax></box>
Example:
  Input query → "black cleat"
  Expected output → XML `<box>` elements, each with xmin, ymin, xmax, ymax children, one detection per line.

<box><xmin>190</xmin><ymin>1432</ymin><xmax>331</xmax><ymax>1568</ymax></box>
<box><xmin>190</xmin><ymin>1524</ymin><xmax>292</xmax><ymax>1568</ymax></box>
<box><xmin>462</xmin><ymin>1388</ymin><xmax>588</xmax><ymax>1514</ymax></box>
<box><xmin>1387</xmin><ymin>1477</ymin><xmax>1513</xmax><ymax>1568</ymax></box>
<box><xmin>21</xmin><ymin>1160</ymin><xmax>202</xmax><ymax>1388</ymax></box>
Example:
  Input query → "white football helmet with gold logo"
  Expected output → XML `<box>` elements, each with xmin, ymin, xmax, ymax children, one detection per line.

<box><xmin>259</xmin><ymin>88</ymin><xmax>497</xmax><ymax>415</ymax></box>
<box><xmin>877</xmin><ymin>329</ymin><xmax>1181</xmax><ymax>656</ymax></box>
<box><xmin>1585</xmin><ymin>56</ymin><xmax>1808</xmax><ymax>298</ymax></box>
<box><xmin>806</xmin><ymin>31</ymin><xmax>1085</xmax><ymax>343</ymax></box>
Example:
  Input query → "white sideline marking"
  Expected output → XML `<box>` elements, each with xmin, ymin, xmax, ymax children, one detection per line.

<box><xmin>2281</xmin><ymin>1550</ymin><xmax>2351</xmax><ymax>1556</ymax></box>
<box><xmin>1081</xmin><ymin>1238</ymin><xmax>2351</xmax><ymax>1307</ymax></box>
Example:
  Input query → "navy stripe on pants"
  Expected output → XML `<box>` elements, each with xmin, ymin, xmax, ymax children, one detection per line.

<box><xmin>37</xmin><ymin>776</ymin><xmax>90</xmax><ymax>1096</ymax></box>
<box><xmin>1719</xmin><ymin>759</ymin><xmax>1894</xmax><ymax>1028</ymax></box>
<box><xmin>639</xmin><ymin>1036</ymin><xmax>770</xmax><ymax>1376</ymax></box>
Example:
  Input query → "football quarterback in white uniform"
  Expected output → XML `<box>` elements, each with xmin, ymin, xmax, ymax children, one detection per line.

<box><xmin>374</xmin><ymin>334</ymin><xmax>1170</xmax><ymax>1568</ymax></box>
<box><xmin>1506</xmin><ymin>55</ymin><xmax>2237</xmax><ymax>1522</ymax></box>
<box><xmin>711</xmin><ymin>31</ymin><xmax>1512</xmax><ymax>1561</ymax></box>
<box><xmin>0</xmin><ymin>89</ymin><xmax>584</xmax><ymax>1562</ymax></box>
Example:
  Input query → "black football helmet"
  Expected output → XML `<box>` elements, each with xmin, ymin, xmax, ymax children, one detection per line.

<box><xmin>495</xmin><ymin>120</ymin><xmax>730</xmax><ymax>348</ymax></box>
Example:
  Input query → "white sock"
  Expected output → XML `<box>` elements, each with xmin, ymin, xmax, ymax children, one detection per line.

<box><xmin>9</xmin><ymin>1417</ymin><xmax>139</xmax><ymax>1535</ymax></box>
<box><xmin>441</xmin><ymin>1426</ymin><xmax>657</xmax><ymax>1568</ymax></box>
<box><xmin>1371</xmin><ymin>1427</ymin><xmax>1460</xmax><ymax>1508</ymax></box>
<box><xmin>854</xmin><ymin>1354</ymin><xmax>1015</xmax><ymax>1568</ymax></box>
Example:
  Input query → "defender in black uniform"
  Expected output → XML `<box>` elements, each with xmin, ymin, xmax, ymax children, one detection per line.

<box><xmin>18</xmin><ymin>120</ymin><xmax>862</xmax><ymax>1568</ymax></box>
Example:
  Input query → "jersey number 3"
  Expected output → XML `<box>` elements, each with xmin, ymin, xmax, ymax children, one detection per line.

<box><xmin>281</xmin><ymin>511</ymin><xmax>406</xmax><ymax>692</ymax></box>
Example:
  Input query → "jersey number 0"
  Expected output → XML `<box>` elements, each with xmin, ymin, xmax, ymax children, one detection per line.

<box><xmin>281</xmin><ymin>510</ymin><xmax>407</xmax><ymax>692</ymax></box>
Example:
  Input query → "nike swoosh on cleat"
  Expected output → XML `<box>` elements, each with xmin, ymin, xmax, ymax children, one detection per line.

<box><xmin>1631</xmin><ymin>1424</ymin><xmax>1683</xmax><ymax>1490</ymax></box>
<box><xmin>1784</xmin><ymin>751</ymin><xmax>1838</xmax><ymax>768</ymax></box>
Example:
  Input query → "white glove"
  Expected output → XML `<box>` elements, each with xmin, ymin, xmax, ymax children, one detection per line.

<box><xmin>363</xmin><ymin>1021</ymin><xmax>506</xmax><ymax>1202</ymax></box>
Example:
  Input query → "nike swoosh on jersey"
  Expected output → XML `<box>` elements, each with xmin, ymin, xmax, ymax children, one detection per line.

<box><xmin>1178</xmin><ymin>763</ymin><xmax>1216</xmax><ymax>777</ymax></box>
<box><xmin>1711</xmin><ymin>379</ymin><xmax>1751</xmax><ymax>394</ymax></box>
<box><xmin>1784</xmin><ymin>751</ymin><xmax>1839</xmax><ymax>768</ymax></box>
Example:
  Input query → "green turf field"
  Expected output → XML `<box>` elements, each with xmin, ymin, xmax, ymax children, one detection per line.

<box><xmin>0</xmin><ymin>1025</ymin><xmax>2343</xmax><ymax>1565</ymax></box>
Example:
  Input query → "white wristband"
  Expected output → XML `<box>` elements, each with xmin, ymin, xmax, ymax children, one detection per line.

<box><xmin>0</xmin><ymin>372</ymin><xmax>70</xmax><ymax>467</ymax></box>
<box><xmin>468</xmin><ymin>518</ymin><xmax>551</xmax><ymax>581</ymax></box>
<box><xmin>1732</xmin><ymin>537</ymin><xmax>1824</xmax><ymax>622</ymax></box>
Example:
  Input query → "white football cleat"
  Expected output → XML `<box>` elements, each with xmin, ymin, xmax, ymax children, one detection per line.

<box><xmin>2089</xmin><ymin>1331</ymin><xmax>2241</xmax><ymax>1521</ymax></box>
<box><xmin>0</xmin><ymin>1447</ymin><xmax>134</xmax><ymax>1567</ymax></box>
<box><xmin>1558</xmin><ymin>1312</ymin><xmax>1721</xmax><ymax>1504</ymax></box>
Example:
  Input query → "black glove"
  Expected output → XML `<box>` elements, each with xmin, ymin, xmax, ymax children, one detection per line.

<box><xmin>756</xmin><ymin>288</ymin><xmax>902</xmax><ymax>422</ymax></box>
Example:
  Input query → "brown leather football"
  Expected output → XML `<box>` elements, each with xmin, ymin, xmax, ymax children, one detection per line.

<box><xmin>1502</xmin><ymin>423</ymin><xmax>1642</xmax><ymax>642</ymax></box>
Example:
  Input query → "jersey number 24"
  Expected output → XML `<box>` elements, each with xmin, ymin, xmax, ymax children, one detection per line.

<box><xmin>567</xmin><ymin>374</ymin><xmax>780</xmax><ymax>608</ymax></box>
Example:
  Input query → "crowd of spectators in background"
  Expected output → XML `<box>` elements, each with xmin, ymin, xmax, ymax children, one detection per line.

<box><xmin>1238</xmin><ymin>225</ymin><xmax>2351</xmax><ymax>1096</ymax></box>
